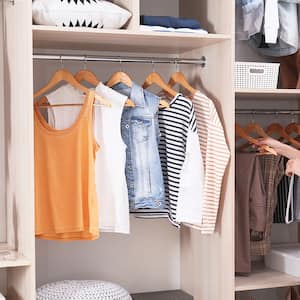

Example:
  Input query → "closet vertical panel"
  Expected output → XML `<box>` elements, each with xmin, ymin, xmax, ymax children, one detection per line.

<box><xmin>180</xmin><ymin>41</ymin><xmax>235</xmax><ymax>300</ymax></box>
<box><xmin>179</xmin><ymin>0</ymin><xmax>234</xmax><ymax>298</ymax></box>
<box><xmin>179</xmin><ymin>0</ymin><xmax>232</xmax><ymax>35</ymax></box>
<box><xmin>112</xmin><ymin>0</ymin><xmax>139</xmax><ymax>30</ymax></box>
<box><xmin>0</xmin><ymin>0</ymin><xmax>6</xmax><ymax>246</ymax></box>
<box><xmin>3</xmin><ymin>0</ymin><xmax>35</xmax><ymax>299</ymax></box>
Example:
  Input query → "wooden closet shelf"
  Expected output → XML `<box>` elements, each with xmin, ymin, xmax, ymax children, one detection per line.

<box><xmin>236</xmin><ymin>89</ymin><xmax>300</xmax><ymax>100</ymax></box>
<box><xmin>32</xmin><ymin>25</ymin><xmax>231</xmax><ymax>54</ymax></box>
<box><xmin>235</xmin><ymin>263</ymin><xmax>300</xmax><ymax>292</ymax></box>
<box><xmin>0</xmin><ymin>250</ymin><xmax>31</xmax><ymax>269</ymax></box>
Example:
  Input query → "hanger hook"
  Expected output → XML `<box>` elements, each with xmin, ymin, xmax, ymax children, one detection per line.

<box><xmin>84</xmin><ymin>56</ymin><xmax>87</xmax><ymax>70</ymax></box>
<box><xmin>60</xmin><ymin>55</ymin><xmax>64</xmax><ymax>69</ymax></box>
<box><xmin>119</xmin><ymin>58</ymin><xmax>123</xmax><ymax>72</ymax></box>
<box><xmin>251</xmin><ymin>110</ymin><xmax>255</xmax><ymax>123</ymax></box>
<box><xmin>152</xmin><ymin>60</ymin><xmax>155</xmax><ymax>73</ymax></box>
<box><xmin>291</xmin><ymin>112</ymin><xmax>296</xmax><ymax>123</ymax></box>
<box><xmin>175</xmin><ymin>60</ymin><xmax>179</xmax><ymax>72</ymax></box>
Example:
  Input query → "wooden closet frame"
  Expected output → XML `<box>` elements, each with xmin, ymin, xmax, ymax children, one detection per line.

<box><xmin>0</xmin><ymin>1</ymin><xmax>237</xmax><ymax>299</ymax></box>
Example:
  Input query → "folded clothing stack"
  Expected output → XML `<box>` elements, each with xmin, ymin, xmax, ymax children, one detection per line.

<box><xmin>140</xmin><ymin>15</ymin><xmax>208</xmax><ymax>34</ymax></box>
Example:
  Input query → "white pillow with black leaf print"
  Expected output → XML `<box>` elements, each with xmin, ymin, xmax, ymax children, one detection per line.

<box><xmin>32</xmin><ymin>0</ymin><xmax>131</xmax><ymax>29</ymax></box>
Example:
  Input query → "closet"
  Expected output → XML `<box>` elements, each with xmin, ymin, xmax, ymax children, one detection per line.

<box><xmin>235</xmin><ymin>33</ymin><xmax>300</xmax><ymax>300</ymax></box>
<box><xmin>0</xmin><ymin>0</ymin><xmax>235</xmax><ymax>299</ymax></box>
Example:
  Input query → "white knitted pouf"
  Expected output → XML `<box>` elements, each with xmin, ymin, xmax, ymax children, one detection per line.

<box><xmin>36</xmin><ymin>280</ymin><xmax>132</xmax><ymax>300</ymax></box>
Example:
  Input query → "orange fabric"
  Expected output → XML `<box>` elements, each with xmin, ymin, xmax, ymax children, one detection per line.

<box><xmin>34</xmin><ymin>90</ymin><xmax>99</xmax><ymax>241</ymax></box>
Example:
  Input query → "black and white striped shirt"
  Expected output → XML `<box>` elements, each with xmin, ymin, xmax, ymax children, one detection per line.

<box><xmin>158</xmin><ymin>94</ymin><xmax>204</xmax><ymax>225</ymax></box>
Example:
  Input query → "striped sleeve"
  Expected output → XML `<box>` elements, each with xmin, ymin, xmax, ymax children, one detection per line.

<box><xmin>193</xmin><ymin>91</ymin><xmax>230</xmax><ymax>234</ymax></box>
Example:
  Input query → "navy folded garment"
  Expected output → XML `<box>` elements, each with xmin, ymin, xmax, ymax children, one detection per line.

<box><xmin>140</xmin><ymin>15</ymin><xmax>201</xmax><ymax>29</ymax></box>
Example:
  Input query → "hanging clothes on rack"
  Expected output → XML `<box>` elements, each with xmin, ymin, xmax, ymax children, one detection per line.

<box><xmin>274</xmin><ymin>158</ymin><xmax>295</xmax><ymax>224</ymax></box>
<box><xmin>250</xmin><ymin>155</ymin><xmax>284</xmax><ymax>256</ymax></box>
<box><xmin>192</xmin><ymin>91</ymin><xmax>230</xmax><ymax>234</ymax></box>
<box><xmin>293</xmin><ymin>175</ymin><xmax>300</xmax><ymax>221</ymax></box>
<box><xmin>45</xmin><ymin>83</ymin><xmax>131</xmax><ymax>234</ymax></box>
<box><xmin>235</xmin><ymin>153</ymin><xmax>267</xmax><ymax>274</ymax></box>
<box><xmin>158</xmin><ymin>94</ymin><xmax>204</xmax><ymax>225</ymax></box>
<box><xmin>111</xmin><ymin>82</ymin><xmax>166</xmax><ymax>210</ymax></box>
<box><xmin>34</xmin><ymin>90</ymin><xmax>99</xmax><ymax>240</ymax></box>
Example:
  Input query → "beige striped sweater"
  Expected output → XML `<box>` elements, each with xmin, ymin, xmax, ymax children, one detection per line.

<box><xmin>192</xmin><ymin>91</ymin><xmax>230</xmax><ymax>234</ymax></box>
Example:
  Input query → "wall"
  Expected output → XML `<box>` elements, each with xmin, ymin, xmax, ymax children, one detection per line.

<box><xmin>140</xmin><ymin>0</ymin><xmax>179</xmax><ymax>17</ymax></box>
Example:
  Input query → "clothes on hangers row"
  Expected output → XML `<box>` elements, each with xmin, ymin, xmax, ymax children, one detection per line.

<box><xmin>235</xmin><ymin>153</ymin><xmax>284</xmax><ymax>274</ymax></box>
<box><xmin>235</xmin><ymin>0</ymin><xmax>300</xmax><ymax>57</ymax></box>
<box><xmin>34</xmin><ymin>74</ymin><xmax>229</xmax><ymax>241</ymax></box>
<box><xmin>235</xmin><ymin>151</ymin><xmax>300</xmax><ymax>274</ymax></box>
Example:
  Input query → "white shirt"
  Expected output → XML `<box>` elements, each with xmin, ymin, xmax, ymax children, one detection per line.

<box><xmin>158</xmin><ymin>94</ymin><xmax>204</xmax><ymax>226</ymax></box>
<box><xmin>46</xmin><ymin>83</ymin><xmax>130</xmax><ymax>234</ymax></box>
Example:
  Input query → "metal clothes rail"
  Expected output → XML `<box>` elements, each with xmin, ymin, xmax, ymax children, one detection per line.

<box><xmin>236</xmin><ymin>109</ymin><xmax>300</xmax><ymax>115</ymax></box>
<box><xmin>33</xmin><ymin>54</ymin><xmax>206</xmax><ymax>67</ymax></box>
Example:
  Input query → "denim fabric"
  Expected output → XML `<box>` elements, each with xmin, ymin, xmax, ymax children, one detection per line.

<box><xmin>140</xmin><ymin>15</ymin><xmax>201</xmax><ymax>29</ymax></box>
<box><xmin>112</xmin><ymin>82</ymin><xmax>165</xmax><ymax>210</ymax></box>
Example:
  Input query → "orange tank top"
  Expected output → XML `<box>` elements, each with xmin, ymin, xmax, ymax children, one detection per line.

<box><xmin>34</xmin><ymin>90</ymin><xmax>99</xmax><ymax>240</ymax></box>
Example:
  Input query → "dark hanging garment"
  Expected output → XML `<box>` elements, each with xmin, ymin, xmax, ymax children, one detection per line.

<box><xmin>235</xmin><ymin>153</ymin><xmax>267</xmax><ymax>274</ymax></box>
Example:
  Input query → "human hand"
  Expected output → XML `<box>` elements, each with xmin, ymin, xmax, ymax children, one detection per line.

<box><xmin>286</xmin><ymin>158</ymin><xmax>300</xmax><ymax>176</ymax></box>
<box><xmin>257</xmin><ymin>137</ymin><xmax>285</xmax><ymax>154</ymax></box>
<box><xmin>257</xmin><ymin>137</ymin><xmax>300</xmax><ymax>159</ymax></box>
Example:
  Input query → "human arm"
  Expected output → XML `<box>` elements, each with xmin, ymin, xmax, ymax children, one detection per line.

<box><xmin>286</xmin><ymin>159</ymin><xmax>300</xmax><ymax>176</ymax></box>
<box><xmin>257</xmin><ymin>137</ymin><xmax>300</xmax><ymax>159</ymax></box>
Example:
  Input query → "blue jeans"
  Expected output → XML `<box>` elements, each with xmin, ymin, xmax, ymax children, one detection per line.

<box><xmin>112</xmin><ymin>82</ymin><xmax>165</xmax><ymax>210</ymax></box>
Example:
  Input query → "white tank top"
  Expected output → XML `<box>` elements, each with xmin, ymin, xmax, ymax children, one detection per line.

<box><xmin>46</xmin><ymin>83</ymin><xmax>130</xmax><ymax>234</ymax></box>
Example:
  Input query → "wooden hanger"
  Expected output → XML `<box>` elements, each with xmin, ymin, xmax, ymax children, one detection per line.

<box><xmin>266</xmin><ymin>123</ymin><xmax>300</xmax><ymax>148</ymax></box>
<box><xmin>238</xmin><ymin>122</ymin><xmax>269</xmax><ymax>152</ymax></box>
<box><xmin>244</xmin><ymin>122</ymin><xmax>268</xmax><ymax>138</ymax></box>
<box><xmin>74</xmin><ymin>69</ymin><xmax>99</xmax><ymax>86</ymax></box>
<box><xmin>75</xmin><ymin>70</ymin><xmax>135</xmax><ymax>107</ymax></box>
<box><xmin>106</xmin><ymin>70</ymin><xmax>169</xmax><ymax>108</ymax></box>
<box><xmin>235</xmin><ymin>123</ymin><xmax>277</xmax><ymax>155</ymax></box>
<box><xmin>106</xmin><ymin>71</ymin><xmax>133</xmax><ymax>88</ymax></box>
<box><xmin>286</xmin><ymin>122</ymin><xmax>300</xmax><ymax>136</ymax></box>
<box><xmin>143</xmin><ymin>72</ymin><xmax>177</xmax><ymax>98</ymax></box>
<box><xmin>168</xmin><ymin>71</ymin><xmax>196</xmax><ymax>97</ymax></box>
<box><xmin>34</xmin><ymin>69</ymin><xmax>111</xmax><ymax>107</ymax></box>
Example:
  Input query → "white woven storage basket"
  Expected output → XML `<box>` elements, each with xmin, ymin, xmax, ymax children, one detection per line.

<box><xmin>36</xmin><ymin>280</ymin><xmax>132</xmax><ymax>300</ymax></box>
<box><xmin>235</xmin><ymin>62</ymin><xmax>280</xmax><ymax>89</ymax></box>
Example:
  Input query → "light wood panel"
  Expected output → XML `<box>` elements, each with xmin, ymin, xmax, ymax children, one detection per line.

<box><xmin>0</xmin><ymin>251</ymin><xmax>30</xmax><ymax>269</ymax></box>
<box><xmin>112</xmin><ymin>0</ymin><xmax>139</xmax><ymax>30</ymax></box>
<box><xmin>179</xmin><ymin>0</ymin><xmax>232</xmax><ymax>35</ymax></box>
<box><xmin>3</xmin><ymin>0</ymin><xmax>35</xmax><ymax>299</ymax></box>
<box><xmin>236</xmin><ymin>89</ymin><xmax>300</xmax><ymax>100</ymax></box>
<box><xmin>180</xmin><ymin>42</ymin><xmax>235</xmax><ymax>300</ymax></box>
<box><xmin>32</xmin><ymin>25</ymin><xmax>230</xmax><ymax>54</ymax></box>
<box><xmin>0</xmin><ymin>0</ymin><xmax>6</xmax><ymax>246</ymax></box>
<box><xmin>235</xmin><ymin>264</ymin><xmax>300</xmax><ymax>292</ymax></box>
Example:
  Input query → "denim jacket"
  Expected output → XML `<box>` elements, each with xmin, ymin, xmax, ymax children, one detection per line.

<box><xmin>112</xmin><ymin>82</ymin><xmax>165</xmax><ymax>210</ymax></box>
